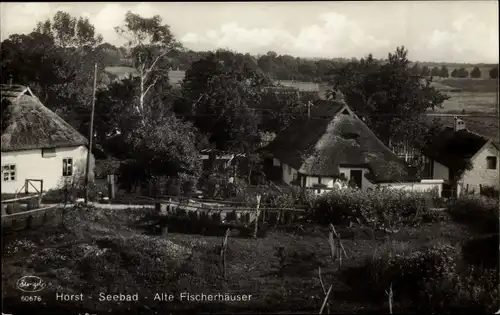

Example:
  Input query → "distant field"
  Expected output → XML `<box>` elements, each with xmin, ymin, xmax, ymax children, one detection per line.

<box><xmin>439</xmin><ymin>79</ymin><xmax>498</xmax><ymax>93</ymax></box>
<box><xmin>319</xmin><ymin>82</ymin><xmax>498</xmax><ymax>114</ymax></box>
<box><xmin>278</xmin><ymin>80</ymin><xmax>320</xmax><ymax>92</ymax></box>
<box><xmin>437</xmin><ymin>92</ymin><xmax>497</xmax><ymax>114</ymax></box>
<box><xmin>104</xmin><ymin>66</ymin><xmax>185</xmax><ymax>86</ymax></box>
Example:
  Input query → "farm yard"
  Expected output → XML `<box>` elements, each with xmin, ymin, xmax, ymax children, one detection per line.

<box><xmin>2</xmin><ymin>188</ymin><xmax>498</xmax><ymax>315</ymax></box>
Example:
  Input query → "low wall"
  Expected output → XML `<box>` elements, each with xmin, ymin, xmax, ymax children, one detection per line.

<box><xmin>379</xmin><ymin>179</ymin><xmax>444</xmax><ymax>197</ymax></box>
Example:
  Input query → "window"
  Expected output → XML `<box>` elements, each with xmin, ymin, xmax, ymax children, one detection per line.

<box><xmin>42</xmin><ymin>148</ymin><xmax>56</xmax><ymax>158</ymax></box>
<box><xmin>288</xmin><ymin>165</ymin><xmax>292</xmax><ymax>175</ymax></box>
<box><xmin>292</xmin><ymin>173</ymin><xmax>297</xmax><ymax>181</ymax></box>
<box><xmin>486</xmin><ymin>156</ymin><xmax>497</xmax><ymax>170</ymax></box>
<box><xmin>63</xmin><ymin>158</ymin><xmax>73</xmax><ymax>177</ymax></box>
<box><xmin>2</xmin><ymin>164</ymin><xmax>16</xmax><ymax>182</ymax></box>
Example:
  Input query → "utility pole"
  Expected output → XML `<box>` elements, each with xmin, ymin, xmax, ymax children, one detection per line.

<box><xmin>496</xmin><ymin>65</ymin><xmax>500</xmax><ymax>315</ymax></box>
<box><xmin>84</xmin><ymin>63</ymin><xmax>98</xmax><ymax>204</ymax></box>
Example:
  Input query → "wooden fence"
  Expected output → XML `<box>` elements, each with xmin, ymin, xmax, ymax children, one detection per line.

<box><xmin>155</xmin><ymin>197</ymin><xmax>307</xmax><ymax>226</ymax></box>
<box><xmin>1</xmin><ymin>179</ymin><xmax>62</xmax><ymax>232</ymax></box>
<box><xmin>1</xmin><ymin>203</ymin><xmax>61</xmax><ymax>232</ymax></box>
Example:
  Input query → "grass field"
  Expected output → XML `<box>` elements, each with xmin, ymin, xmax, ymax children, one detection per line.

<box><xmin>436</xmin><ymin>92</ymin><xmax>497</xmax><ymax>114</ymax></box>
<box><xmin>2</xmin><ymin>205</ymin><xmax>492</xmax><ymax>314</ymax></box>
<box><xmin>440</xmin><ymin>78</ymin><xmax>498</xmax><ymax>93</ymax></box>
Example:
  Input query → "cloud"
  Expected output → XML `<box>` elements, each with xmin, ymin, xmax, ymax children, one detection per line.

<box><xmin>181</xmin><ymin>11</ymin><xmax>390</xmax><ymax>58</ymax></box>
<box><xmin>0</xmin><ymin>3</ymin><xmax>53</xmax><ymax>38</ymax></box>
<box><xmin>420</xmin><ymin>14</ymin><xmax>499</xmax><ymax>63</ymax></box>
<box><xmin>1</xmin><ymin>3</ymin><xmax>497</xmax><ymax>63</ymax></box>
<box><xmin>91</xmin><ymin>3</ymin><xmax>159</xmax><ymax>46</ymax></box>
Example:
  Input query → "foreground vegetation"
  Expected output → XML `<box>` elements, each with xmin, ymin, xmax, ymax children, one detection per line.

<box><xmin>2</xmin><ymin>190</ymin><xmax>497</xmax><ymax>314</ymax></box>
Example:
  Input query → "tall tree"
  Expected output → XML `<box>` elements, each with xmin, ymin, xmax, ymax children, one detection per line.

<box><xmin>328</xmin><ymin>46</ymin><xmax>449</xmax><ymax>147</ymax></box>
<box><xmin>421</xmin><ymin>65</ymin><xmax>431</xmax><ymax>77</ymax></box>
<box><xmin>456</xmin><ymin>67</ymin><xmax>469</xmax><ymax>78</ymax></box>
<box><xmin>115</xmin><ymin>11</ymin><xmax>182</xmax><ymax>118</ymax></box>
<box><xmin>179</xmin><ymin>52</ymin><xmax>264</xmax><ymax>153</ymax></box>
<box><xmin>470</xmin><ymin>66</ymin><xmax>482</xmax><ymax>78</ymax></box>
<box><xmin>439</xmin><ymin>66</ymin><xmax>449</xmax><ymax>78</ymax></box>
<box><xmin>431</xmin><ymin>67</ymin><xmax>441</xmax><ymax>77</ymax></box>
<box><xmin>450</xmin><ymin>68</ymin><xmax>458</xmax><ymax>78</ymax></box>
<box><xmin>1</xmin><ymin>32</ymin><xmax>68</xmax><ymax>104</ymax></box>
<box><xmin>489</xmin><ymin>67</ymin><xmax>499</xmax><ymax>79</ymax></box>
<box><xmin>410</xmin><ymin>63</ymin><xmax>422</xmax><ymax>76</ymax></box>
<box><xmin>35</xmin><ymin>11</ymin><xmax>102</xmax><ymax>48</ymax></box>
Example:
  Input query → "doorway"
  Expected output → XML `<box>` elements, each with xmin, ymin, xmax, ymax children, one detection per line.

<box><xmin>350</xmin><ymin>170</ymin><xmax>363</xmax><ymax>189</ymax></box>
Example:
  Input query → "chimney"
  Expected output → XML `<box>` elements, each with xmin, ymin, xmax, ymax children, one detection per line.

<box><xmin>454</xmin><ymin>116</ymin><xmax>466</xmax><ymax>132</ymax></box>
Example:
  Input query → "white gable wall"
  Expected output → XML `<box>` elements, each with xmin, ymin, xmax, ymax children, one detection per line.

<box><xmin>461</xmin><ymin>142</ymin><xmax>499</xmax><ymax>192</ymax></box>
<box><xmin>282</xmin><ymin>163</ymin><xmax>298</xmax><ymax>184</ymax></box>
<box><xmin>1</xmin><ymin>145</ymin><xmax>94</xmax><ymax>194</ymax></box>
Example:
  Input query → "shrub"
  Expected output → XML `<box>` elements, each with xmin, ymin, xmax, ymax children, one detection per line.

<box><xmin>447</xmin><ymin>195</ymin><xmax>497</xmax><ymax>233</ymax></box>
<box><xmin>347</xmin><ymin>241</ymin><xmax>497</xmax><ymax>313</ymax></box>
<box><xmin>367</xmin><ymin>242</ymin><xmax>459</xmax><ymax>311</ymax></box>
<box><xmin>480</xmin><ymin>185</ymin><xmax>499</xmax><ymax>199</ymax></box>
<box><xmin>461</xmin><ymin>234</ymin><xmax>497</xmax><ymax>269</ymax></box>
<box><xmin>312</xmin><ymin>187</ymin><xmax>433</xmax><ymax>229</ymax></box>
<box><xmin>453</xmin><ymin>265</ymin><xmax>497</xmax><ymax>312</ymax></box>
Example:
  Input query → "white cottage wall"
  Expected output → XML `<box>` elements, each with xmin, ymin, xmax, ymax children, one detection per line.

<box><xmin>1</xmin><ymin>145</ymin><xmax>94</xmax><ymax>194</ymax></box>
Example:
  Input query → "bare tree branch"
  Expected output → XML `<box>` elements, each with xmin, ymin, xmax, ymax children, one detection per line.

<box><xmin>143</xmin><ymin>76</ymin><xmax>159</xmax><ymax>98</ymax></box>
<box><xmin>144</xmin><ymin>50</ymin><xmax>169</xmax><ymax>80</ymax></box>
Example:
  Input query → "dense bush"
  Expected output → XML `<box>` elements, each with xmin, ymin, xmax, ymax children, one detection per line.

<box><xmin>358</xmin><ymin>242</ymin><xmax>497</xmax><ymax>313</ymax></box>
<box><xmin>447</xmin><ymin>195</ymin><xmax>497</xmax><ymax>233</ymax></box>
<box><xmin>251</xmin><ymin>185</ymin><xmax>316</xmax><ymax>208</ymax></box>
<box><xmin>312</xmin><ymin>187</ymin><xmax>434</xmax><ymax>229</ymax></box>
<box><xmin>461</xmin><ymin>234</ymin><xmax>497</xmax><ymax>269</ymax></box>
<box><xmin>480</xmin><ymin>185</ymin><xmax>499</xmax><ymax>199</ymax></box>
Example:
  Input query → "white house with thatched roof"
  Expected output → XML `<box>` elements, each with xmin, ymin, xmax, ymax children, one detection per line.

<box><xmin>262</xmin><ymin>99</ymin><xmax>414</xmax><ymax>193</ymax></box>
<box><xmin>1</xmin><ymin>84</ymin><xmax>94</xmax><ymax>194</ymax></box>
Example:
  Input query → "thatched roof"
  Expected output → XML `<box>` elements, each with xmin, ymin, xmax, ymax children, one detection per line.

<box><xmin>263</xmin><ymin>100</ymin><xmax>411</xmax><ymax>182</ymax></box>
<box><xmin>423</xmin><ymin>127</ymin><xmax>489</xmax><ymax>166</ymax></box>
<box><xmin>1</xmin><ymin>84</ymin><xmax>88</xmax><ymax>152</ymax></box>
<box><xmin>424</xmin><ymin>115</ymin><xmax>499</xmax><ymax>146</ymax></box>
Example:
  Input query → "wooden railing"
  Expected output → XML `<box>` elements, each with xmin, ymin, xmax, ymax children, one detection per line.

<box><xmin>1</xmin><ymin>179</ymin><xmax>62</xmax><ymax>231</ymax></box>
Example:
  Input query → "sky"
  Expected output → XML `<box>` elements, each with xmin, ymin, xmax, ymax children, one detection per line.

<box><xmin>1</xmin><ymin>1</ymin><xmax>498</xmax><ymax>64</ymax></box>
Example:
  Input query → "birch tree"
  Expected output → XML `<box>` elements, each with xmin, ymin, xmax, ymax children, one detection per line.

<box><xmin>35</xmin><ymin>11</ymin><xmax>103</xmax><ymax>49</ymax></box>
<box><xmin>115</xmin><ymin>11</ymin><xmax>182</xmax><ymax>118</ymax></box>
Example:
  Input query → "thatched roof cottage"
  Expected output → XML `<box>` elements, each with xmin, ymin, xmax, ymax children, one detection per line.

<box><xmin>262</xmin><ymin>99</ymin><xmax>412</xmax><ymax>192</ymax></box>
<box><xmin>1</xmin><ymin>84</ymin><xmax>94</xmax><ymax>194</ymax></box>
<box><xmin>421</xmin><ymin>117</ymin><xmax>499</xmax><ymax>196</ymax></box>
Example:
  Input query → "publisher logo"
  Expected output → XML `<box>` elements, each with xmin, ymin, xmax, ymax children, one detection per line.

<box><xmin>16</xmin><ymin>276</ymin><xmax>46</xmax><ymax>293</ymax></box>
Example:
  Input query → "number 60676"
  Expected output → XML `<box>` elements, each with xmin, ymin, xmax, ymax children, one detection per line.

<box><xmin>20</xmin><ymin>295</ymin><xmax>42</xmax><ymax>302</ymax></box>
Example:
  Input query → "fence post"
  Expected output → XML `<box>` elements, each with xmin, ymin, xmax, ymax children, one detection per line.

<box><xmin>25</xmin><ymin>179</ymin><xmax>29</xmax><ymax>194</ymax></box>
<box><xmin>108</xmin><ymin>175</ymin><xmax>115</xmax><ymax>199</ymax></box>
<box><xmin>253</xmin><ymin>194</ymin><xmax>261</xmax><ymax>239</ymax></box>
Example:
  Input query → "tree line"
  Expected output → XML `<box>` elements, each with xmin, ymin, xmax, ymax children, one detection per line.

<box><xmin>0</xmin><ymin>11</ymin><xmax>460</xmax><ymax>193</ymax></box>
<box><xmin>410</xmin><ymin>64</ymin><xmax>498</xmax><ymax>79</ymax></box>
